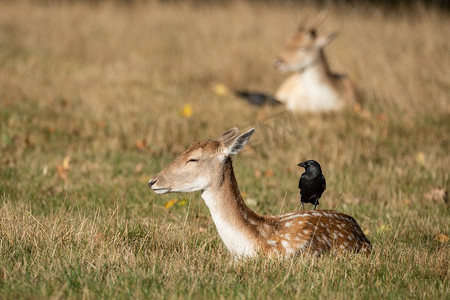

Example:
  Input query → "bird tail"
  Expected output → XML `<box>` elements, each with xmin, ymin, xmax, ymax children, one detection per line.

<box><xmin>234</xmin><ymin>90</ymin><xmax>282</xmax><ymax>106</ymax></box>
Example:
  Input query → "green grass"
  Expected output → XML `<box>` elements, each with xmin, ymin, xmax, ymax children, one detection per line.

<box><xmin>0</xmin><ymin>1</ymin><xmax>449</xmax><ymax>299</ymax></box>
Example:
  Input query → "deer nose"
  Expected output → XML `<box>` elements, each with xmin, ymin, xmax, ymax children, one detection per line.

<box><xmin>148</xmin><ymin>179</ymin><xmax>157</xmax><ymax>188</ymax></box>
<box><xmin>274</xmin><ymin>58</ymin><xmax>283</xmax><ymax>69</ymax></box>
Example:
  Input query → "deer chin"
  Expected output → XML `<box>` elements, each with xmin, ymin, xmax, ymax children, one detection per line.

<box><xmin>151</xmin><ymin>187</ymin><xmax>171</xmax><ymax>194</ymax></box>
<box><xmin>275</xmin><ymin>64</ymin><xmax>290</xmax><ymax>73</ymax></box>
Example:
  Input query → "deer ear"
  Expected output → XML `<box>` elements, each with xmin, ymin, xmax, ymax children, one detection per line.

<box><xmin>222</xmin><ymin>128</ymin><xmax>255</xmax><ymax>156</ymax></box>
<box><xmin>315</xmin><ymin>31</ymin><xmax>337</xmax><ymax>48</ymax></box>
<box><xmin>216</xmin><ymin>127</ymin><xmax>239</xmax><ymax>142</ymax></box>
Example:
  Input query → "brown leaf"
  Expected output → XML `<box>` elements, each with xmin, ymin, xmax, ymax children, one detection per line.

<box><xmin>136</xmin><ymin>139</ymin><xmax>147</xmax><ymax>150</ymax></box>
<box><xmin>264</xmin><ymin>170</ymin><xmax>274</xmax><ymax>177</ymax></box>
<box><xmin>434</xmin><ymin>233</ymin><xmax>448</xmax><ymax>243</ymax></box>
<box><xmin>56</xmin><ymin>165</ymin><xmax>67</xmax><ymax>180</ymax></box>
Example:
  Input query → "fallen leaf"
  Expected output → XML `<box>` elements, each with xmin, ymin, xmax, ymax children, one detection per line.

<box><xmin>264</xmin><ymin>170</ymin><xmax>274</xmax><ymax>177</ymax></box>
<box><xmin>136</xmin><ymin>139</ymin><xmax>147</xmax><ymax>150</ymax></box>
<box><xmin>180</xmin><ymin>104</ymin><xmax>193</xmax><ymax>118</ymax></box>
<box><xmin>56</xmin><ymin>165</ymin><xmax>67</xmax><ymax>180</ymax></box>
<box><xmin>415</xmin><ymin>152</ymin><xmax>425</xmax><ymax>166</ymax></box>
<box><xmin>164</xmin><ymin>198</ymin><xmax>178</xmax><ymax>209</ymax></box>
<box><xmin>62</xmin><ymin>156</ymin><xmax>71</xmax><ymax>170</ymax></box>
<box><xmin>57</xmin><ymin>156</ymin><xmax>71</xmax><ymax>180</ymax></box>
<box><xmin>212</xmin><ymin>83</ymin><xmax>230</xmax><ymax>96</ymax></box>
<box><xmin>434</xmin><ymin>233</ymin><xmax>448</xmax><ymax>243</ymax></box>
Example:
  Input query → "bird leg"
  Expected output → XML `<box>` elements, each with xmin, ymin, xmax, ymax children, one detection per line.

<box><xmin>313</xmin><ymin>198</ymin><xmax>318</xmax><ymax>210</ymax></box>
<box><xmin>301</xmin><ymin>202</ymin><xmax>304</xmax><ymax>210</ymax></box>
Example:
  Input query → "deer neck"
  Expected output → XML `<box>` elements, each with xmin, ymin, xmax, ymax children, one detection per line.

<box><xmin>301</xmin><ymin>50</ymin><xmax>333</xmax><ymax>82</ymax></box>
<box><xmin>201</xmin><ymin>157</ymin><xmax>261</xmax><ymax>257</ymax></box>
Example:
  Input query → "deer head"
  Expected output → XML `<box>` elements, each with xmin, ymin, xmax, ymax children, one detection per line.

<box><xmin>274</xmin><ymin>27</ymin><xmax>337</xmax><ymax>73</ymax></box>
<box><xmin>148</xmin><ymin>128</ymin><xmax>255</xmax><ymax>194</ymax></box>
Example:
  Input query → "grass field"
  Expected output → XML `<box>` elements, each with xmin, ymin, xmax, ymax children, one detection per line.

<box><xmin>0</xmin><ymin>1</ymin><xmax>449</xmax><ymax>298</ymax></box>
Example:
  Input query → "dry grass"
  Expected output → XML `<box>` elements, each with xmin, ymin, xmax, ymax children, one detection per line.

<box><xmin>0</xmin><ymin>1</ymin><xmax>449</xmax><ymax>298</ymax></box>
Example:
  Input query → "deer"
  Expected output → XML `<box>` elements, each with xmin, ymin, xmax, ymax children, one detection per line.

<box><xmin>273</xmin><ymin>26</ymin><xmax>356</xmax><ymax>112</ymax></box>
<box><xmin>148</xmin><ymin>128</ymin><xmax>371</xmax><ymax>258</ymax></box>
<box><xmin>236</xmin><ymin>25</ymin><xmax>356</xmax><ymax>112</ymax></box>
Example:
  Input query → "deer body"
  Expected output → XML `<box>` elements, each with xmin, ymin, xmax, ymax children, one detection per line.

<box><xmin>274</xmin><ymin>28</ymin><xmax>356</xmax><ymax>112</ymax></box>
<box><xmin>149</xmin><ymin>128</ymin><xmax>371</xmax><ymax>258</ymax></box>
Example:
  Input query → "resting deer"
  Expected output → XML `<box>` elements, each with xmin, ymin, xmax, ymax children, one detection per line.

<box><xmin>273</xmin><ymin>26</ymin><xmax>356</xmax><ymax>112</ymax></box>
<box><xmin>149</xmin><ymin>128</ymin><xmax>371</xmax><ymax>258</ymax></box>
<box><xmin>236</xmin><ymin>26</ymin><xmax>356</xmax><ymax>112</ymax></box>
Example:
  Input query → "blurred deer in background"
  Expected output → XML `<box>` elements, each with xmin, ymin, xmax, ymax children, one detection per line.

<box><xmin>273</xmin><ymin>24</ymin><xmax>356</xmax><ymax>112</ymax></box>
<box><xmin>149</xmin><ymin>128</ymin><xmax>371</xmax><ymax>258</ymax></box>
<box><xmin>236</xmin><ymin>14</ymin><xmax>356</xmax><ymax>112</ymax></box>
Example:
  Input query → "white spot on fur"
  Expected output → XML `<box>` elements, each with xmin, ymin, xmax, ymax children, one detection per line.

<box><xmin>281</xmin><ymin>240</ymin><xmax>295</xmax><ymax>254</ymax></box>
<box><xmin>281</xmin><ymin>214</ymin><xmax>303</xmax><ymax>221</ymax></box>
<box><xmin>267</xmin><ymin>240</ymin><xmax>277</xmax><ymax>246</ymax></box>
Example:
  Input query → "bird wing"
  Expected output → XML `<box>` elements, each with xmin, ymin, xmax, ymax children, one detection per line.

<box><xmin>322</xmin><ymin>175</ymin><xmax>326</xmax><ymax>191</ymax></box>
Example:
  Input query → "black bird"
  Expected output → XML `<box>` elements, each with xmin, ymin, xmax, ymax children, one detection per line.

<box><xmin>298</xmin><ymin>160</ymin><xmax>326</xmax><ymax>210</ymax></box>
<box><xmin>234</xmin><ymin>90</ymin><xmax>282</xmax><ymax>106</ymax></box>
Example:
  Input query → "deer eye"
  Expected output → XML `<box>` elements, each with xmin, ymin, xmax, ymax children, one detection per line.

<box><xmin>187</xmin><ymin>159</ymin><xmax>199</xmax><ymax>164</ymax></box>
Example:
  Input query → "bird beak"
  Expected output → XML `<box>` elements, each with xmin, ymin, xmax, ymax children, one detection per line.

<box><xmin>297</xmin><ymin>162</ymin><xmax>306</xmax><ymax>168</ymax></box>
